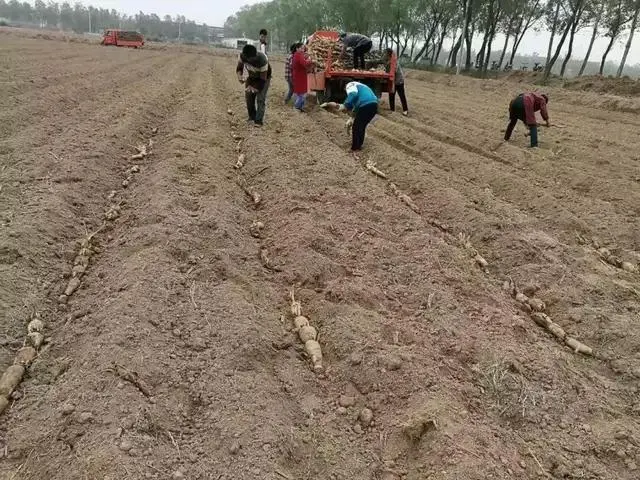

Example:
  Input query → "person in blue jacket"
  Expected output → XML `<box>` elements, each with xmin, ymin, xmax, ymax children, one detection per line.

<box><xmin>338</xmin><ymin>81</ymin><xmax>379</xmax><ymax>152</ymax></box>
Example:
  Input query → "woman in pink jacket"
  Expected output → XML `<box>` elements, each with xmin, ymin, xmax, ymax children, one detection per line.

<box><xmin>291</xmin><ymin>43</ymin><xmax>314</xmax><ymax>112</ymax></box>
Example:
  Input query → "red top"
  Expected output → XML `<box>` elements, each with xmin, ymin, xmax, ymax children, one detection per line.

<box><xmin>292</xmin><ymin>51</ymin><xmax>313</xmax><ymax>95</ymax></box>
<box><xmin>523</xmin><ymin>93</ymin><xmax>549</xmax><ymax>125</ymax></box>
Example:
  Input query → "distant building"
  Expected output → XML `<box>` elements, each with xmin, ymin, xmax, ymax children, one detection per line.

<box><xmin>208</xmin><ymin>26</ymin><xmax>224</xmax><ymax>42</ymax></box>
<box><xmin>221</xmin><ymin>37</ymin><xmax>257</xmax><ymax>49</ymax></box>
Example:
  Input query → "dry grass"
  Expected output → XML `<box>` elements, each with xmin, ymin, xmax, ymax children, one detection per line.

<box><xmin>479</xmin><ymin>360</ymin><xmax>537</xmax><ymax>421</ymax></box>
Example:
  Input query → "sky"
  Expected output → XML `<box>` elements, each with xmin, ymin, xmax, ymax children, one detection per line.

<box><xmin>82</xmin><ymin>0</ymin><xmax>639</xmax><ymax>65</ymax></box>
<box><xmin>91</xmin><ymin>0</ymin><xmax>261</xmax><ymax>26</ymax></box>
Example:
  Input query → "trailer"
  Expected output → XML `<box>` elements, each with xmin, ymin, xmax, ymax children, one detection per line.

<box><xmin>307</xmin><ymin>31</ymin><xmax>396</xmax><ymax>103</ymax></box>
<box><xmin>101</xmin><ymin>29</ymin><xmax>144</xmax><ymax>48</ymax></box>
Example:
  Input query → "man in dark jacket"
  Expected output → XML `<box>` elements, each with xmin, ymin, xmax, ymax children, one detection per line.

<box><xmin>504</xmin><ymin>92</ymin><xmax>550</xmax><ymax>148</ymax></box>
<box><xmin>340</xmin><ymin>32</ymin><xmax>372</xmax><ymax>70</ymax></box>
<box><xmin>236</xmin><ymin>44</ymin><xmax>272</xmax><ymax>126</ymax></box>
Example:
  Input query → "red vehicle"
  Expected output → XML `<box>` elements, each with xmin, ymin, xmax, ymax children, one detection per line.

<box><xmin>101</xmin><ymin>29</ymin><xmax>145</xmax><ymax>48</ymax></box>
<box><xmin>307</xmin><ymin>30</ymin><xmax>396</xmax><ymax>103</ymax></box>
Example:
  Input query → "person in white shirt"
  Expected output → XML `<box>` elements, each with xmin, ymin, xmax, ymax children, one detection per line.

<box><xmin>259</xmin><ymin>29</ymin><xmax>268</xmax><ymax>57</ymax></box>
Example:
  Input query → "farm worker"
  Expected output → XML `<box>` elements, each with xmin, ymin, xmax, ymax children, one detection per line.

<box><xmin>284</xmin><ymin>43</ymin><xmax>297</xmax><ymax>104</ymax></box>
<box><xmin>504</xmin><ymin>92</ymin><xmax>550</xmax><ymax>148</ymax></box>
<box><xmin>259</xmin><ymin>29</ymin><xmax>268</xmax><ymax>56</ymax></box>
<box><xmin>385</xmin><ymin>48</ymin><xmax>409</xmax><ymax>116</ymax></box>
<box><xmin>339</xmin><ymin>32</ymin><xmax>373</xmax><ymax>70</ymax></box>
<box><xmin>338</xmin><ymin>81</ymin><xmax>379</xmax><ymax>153</ymax></box>
<box><xmin>236</xmin><ymin>44</ymin><xmax>272</xmax><ymax>127</ymax></box>
<box><xmin>292</xmin><ymin>43</ymin><xmax>314</xmax><ymax>112</ymax></box>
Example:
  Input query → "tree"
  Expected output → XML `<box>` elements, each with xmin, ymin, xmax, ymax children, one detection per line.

<box><xmin>380</xmin><ymin>0</ymin><xmax>418</xmax><ymax>57</ymax></box>
<box><xmin>462</xmin><ymin>0</ymin><xmax>477</xmax><ymax>70</ymax></box>
<box><xmin>508</xmin><ymin>0</ymin><xmax>544</xmax><ymax>67</ymax></box>
<box><xmin>543</xmin><ymin>0</ymin><xmax>588</xmax><ymax>82</ymax></box>
<box><xmin>412</xmin><ymin>0</ymin><xmax>442</xmax><ymax>62</ymax></box>
<box><xmin>431</xmin><ymin>0</ymin><xmax>458</xmax><ymax>64</ymax></box>
<box><xmin>578</xmin><ymin>1</ymin><xmax>605</xmax><ymax>75</ymax></box>
<box><xmin>497</xmin><ymin>6</ymin><xmax>516</xmax><ymax>68</ymax></box>
<box><xmin>45</xmin><ymin>2</ymin><xmax>60</xmax><ymax>28</ymax></box>
<box><xmin>59</xmin><ymin>1</ymin><xmax>72</xmax><ymax>29</ymax></box>
<box><xmin>545</xmin><ymin>0</ymin><xmax>561</xmax><ymax>66</ymax></box>
<box><xmin>617</xmin><ymin>0</ymin><xmax>640</xmax><ymax>76</ymax></box>
<box><xmin>559</xmin><ymin>0</ymin><xmax>590</xmax><ymax>76</ymax></box>
<box><xmin>474</xmin><ymin>0</ymin><xmax>507</xmax><ymax>74</ymax></box>
<box><xmin>34</xmin><ymin>0</ymin><xmax>46</xmax><ymax>26</ymax></box>
<box><xmin>600</xmin><ymin>0</ymin><xmax>629</xmax><ymax>74</ymax></box>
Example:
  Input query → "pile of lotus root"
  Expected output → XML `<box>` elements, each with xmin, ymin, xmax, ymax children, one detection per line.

<box><xmin>307</xmin><ymin>36</ymin><xmax>386</xmax><ymax>72</ymax></box>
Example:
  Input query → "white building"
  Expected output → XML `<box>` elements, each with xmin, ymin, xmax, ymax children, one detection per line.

<box><xmin>221</xmin><ymin>37</ymin><xmax>257</xmax><ymax>50</ymax></box>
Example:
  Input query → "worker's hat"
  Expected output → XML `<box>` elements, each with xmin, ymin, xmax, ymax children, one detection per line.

<box><xmin>345</xmin><ymin>81</ymin><xmax>359</xmax><ymax>94</ymax></box>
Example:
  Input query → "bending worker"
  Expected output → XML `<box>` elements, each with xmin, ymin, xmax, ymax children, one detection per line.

<box><xmin>504</xmin><ymin>92</ymin><xmax>550</xmax><ymax>148</ymax></box>
<box><xmin>338</xmin><ymin>81</ymin><xmax>378</xmax><ymax>154</ymax></box>
<box><xmin>339</xmin><ymin>32</ymin><xmax>373</xmax><ymax>70</ymax></box>
<box><xmin>236</xmin><ymin>44</ymin><xmax>271</xmax><ymax>127</ymax></box>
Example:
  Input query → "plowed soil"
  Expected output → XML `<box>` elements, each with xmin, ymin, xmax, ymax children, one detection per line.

<box><xmin>1</xmin><ymin>31</ymin><xmax>640</xmax><ymax>480</ymax></box>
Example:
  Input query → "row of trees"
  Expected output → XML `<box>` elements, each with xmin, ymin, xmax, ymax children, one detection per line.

<box><xmin>224</xmin><ymin>0</ymin><xmax>640</xmax><ymax>80</ymax></box>
<box><xmin>0</xmin><ymin>1</ymin><xmax>209</xmax><ymax>42</ymax></box>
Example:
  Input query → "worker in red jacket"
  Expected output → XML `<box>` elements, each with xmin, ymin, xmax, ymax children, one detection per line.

<box><xmin>291</xmin><ymin>43</ymin><xmax>314</xmax><ymax>112</ymax></box>
<box><xmin>504</xmin><ymin>92</ymin><xmax>550</xmax><ymax>148</ymax></box>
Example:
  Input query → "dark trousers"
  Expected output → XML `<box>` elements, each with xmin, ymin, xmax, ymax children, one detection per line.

<box><xmin>389</xmin><ymin>83</ymin><xmax>408</xmax><ymax>112</ymax></box>
<box><xmin>285</xmin><ymin>79</ymin><xmax>294</xmax><ymax>103</ymax></box>
<box><xmin>352</xmin><ymin>103</ymin><xmax>378</xmax><ymax>151</ymax></box>
<box><xmin>245</xmin><ymin>79</ymin><xmax>270</xmax><ymax>124</ymax></box>
<box><xmin>353</xmin><ymin>41</ymin><xmax>373</xmax><ymax>69</ymax></box>
<box><xmin>505</xmin><ymin>94</ymin><xmax>538</xmax><ymax>147</ymax></box>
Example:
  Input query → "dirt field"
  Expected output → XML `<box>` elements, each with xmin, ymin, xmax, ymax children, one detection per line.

<box><xmin>1</xmin><ymin>30</ymin><xmax>640</xmax><ymax>480</ymax></box>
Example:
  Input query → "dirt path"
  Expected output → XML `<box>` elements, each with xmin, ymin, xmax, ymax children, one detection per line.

<box><xmin>1</xmin><ymin>34</ymin><xmax>639</xmax><ymax>480</ymax></box>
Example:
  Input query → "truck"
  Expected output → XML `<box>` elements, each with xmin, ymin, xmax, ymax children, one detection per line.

<box><xmin>307</xmin><ymin>31</ymin><xmax>396</xmax><ymax>103</ymax></box>
<box><xmin>101</xmin><ymin>29</ymin><xmax>145</xmax><ymax>48</ymax></box>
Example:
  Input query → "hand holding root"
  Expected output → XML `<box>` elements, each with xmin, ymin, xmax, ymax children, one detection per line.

<box><xmin>345</xmin><ymin>117</ymin><xmax>354</xmax><ymax>135</ymax></box>
<box><xmin>319</xmin><ymin>101</ymin><xmax>339</xmax><ymax>110</ymax></box>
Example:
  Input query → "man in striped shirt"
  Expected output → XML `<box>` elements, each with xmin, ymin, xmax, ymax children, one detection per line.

<box><xmin>284</xmin><ymin>43</ymin><xmax>297</xmax><ymax>104</ymax></box>
<box><xmin>236</xmin><ymin>44</ymin><xmax>272</xmax><ymax>126</ymax></box>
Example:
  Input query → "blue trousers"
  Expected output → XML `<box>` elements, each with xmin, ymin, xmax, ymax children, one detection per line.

<box><xmin>529</xmin><ymin>125</ymin><xmax>538</xmax><ymax>147</ymax></box>
<box><xmin>294</xmin><ymin>93</ymin><xmax>305</xmax><ymax>111</ymax></box>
